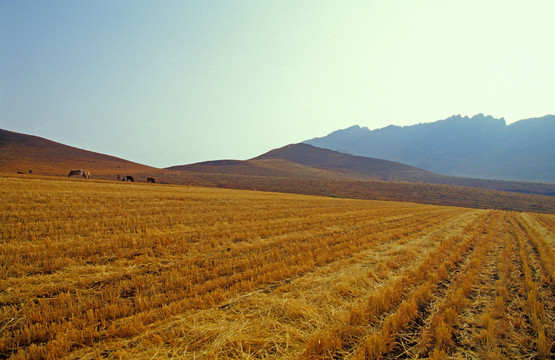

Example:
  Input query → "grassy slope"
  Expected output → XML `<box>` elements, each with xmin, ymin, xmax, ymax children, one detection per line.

<box><xmin>0</xmin><ymin>129</ymin><xmax>156</xmax><ymax>176</ymax></box>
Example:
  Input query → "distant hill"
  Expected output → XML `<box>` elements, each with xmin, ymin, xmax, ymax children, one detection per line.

<box><xmin>304</xmin><ymin>114</ymin><xmax>555</xmax><ymax>182</ymax></box>
<box><xmin>169</xmin><ymin>143</ymin><xmax>555</xmax><ymax>197</ymax></box>
<box><xmin>169</xmin><ymin>143</ymin><xmax>445</xmax><ymax>183</ymax></box>
<box><xmin>252</xmin><ymin>143</ymin><xmax>441</xmax><ymax>182</ymax></box>
<box><xmin>0</xmin><ymin>128</ymin><xmax>156</xmax><ymax>176</ymax></box>
<box><xmin>167</xmin><ymin>143</ymin><xmax>555</xmax><ymax>212</ymax></box>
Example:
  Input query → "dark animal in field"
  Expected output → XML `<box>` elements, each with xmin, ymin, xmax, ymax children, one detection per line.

<box><xmin>28</xmin><ymin>170</ymin><xmax>32</xmax><ymax>174</ymax></box>
<box><xmin>68</xmin><ymin>169</ymin><xmax>90</xmax><ymax>179</ymax></box>
<box><xmin>17</xmin><ymin>171</ymin><xmax>24</xmax><ymax>174</ymax></box>
<box><xmin>123</xmin><ymin>175</ymin><xmax>134</xmax><ymax>182</ymax></box>
<box><xmin>147</xmin><ymin>177</ymin><xmax>155</xmax><ymax>183</ymax></box>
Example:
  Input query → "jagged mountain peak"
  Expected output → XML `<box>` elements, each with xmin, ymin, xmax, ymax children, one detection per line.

<box><xmin>304</xmin><ymin>114</ymin><xmax>554</xmax><ymax>182</ymax></box>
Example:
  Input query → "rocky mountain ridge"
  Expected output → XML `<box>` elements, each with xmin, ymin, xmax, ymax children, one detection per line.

<box><xmin>304</xmin><ymin>114</ymin><xmax>555</xmax><ymax>182</ymax></box>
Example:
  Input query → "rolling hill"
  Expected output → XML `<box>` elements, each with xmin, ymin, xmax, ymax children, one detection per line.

<box><xmin>253</xmin><ymin>143</ymin><xmax>443</xmax><ymax>182</ymax></box>
<box><xmin>171</xmin><ymin>143</ymin><xmax>555</xmax><ymax>196</ymax></box>
<box><xmin>304</xmin><ymin>114</ymin><xmax>555</xmax><ymax>182</ymax></box>
<box><xmin>0</xmin><ymin>128</ymin><xmax>156</xmax><ymax>176</ymax></box>
<box><xmin>168</xmin><ymin>143</ymin><xmax>442</xmax><ymax>182</ymax></box>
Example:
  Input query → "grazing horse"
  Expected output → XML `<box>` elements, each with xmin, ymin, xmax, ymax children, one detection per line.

<box><xmin>147</xmin><ymin>177</ymin><xmax>155</xmax><ymax>183</ymax></box>
<box><xmin>68</xmin><ymin>169</ymin><xmax>90</xmax><ymax>179</ymax></box>
<box><xmin>123</xmin><ymin>175</ymin><xmax>134</xmax><ymax>182</ymax></box>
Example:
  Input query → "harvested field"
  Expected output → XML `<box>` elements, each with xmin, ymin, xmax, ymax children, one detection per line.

<box><xmin>0</xmin><ymin>175</ymin><xmax>553</xmax><ymax>359</ymax></box>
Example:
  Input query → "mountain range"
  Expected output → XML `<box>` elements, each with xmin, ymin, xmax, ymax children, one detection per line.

<box><xmin>304</xmin><ymin>114</ymin><xmax>555</xmax><ymax>182</ymax></box>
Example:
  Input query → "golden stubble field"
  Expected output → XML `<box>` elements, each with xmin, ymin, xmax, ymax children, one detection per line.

<box><xmin>0</xmin><ymin>175</ymin><xmax>553</xmax><ymax>359</ymax></box>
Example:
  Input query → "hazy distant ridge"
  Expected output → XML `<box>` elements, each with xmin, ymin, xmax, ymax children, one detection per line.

<box><xmin>304</xmin><ymin>114</ymin><xmax>555</xmax><ymax>182</ymax></box>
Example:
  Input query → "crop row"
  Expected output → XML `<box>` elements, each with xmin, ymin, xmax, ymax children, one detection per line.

<box><xmin>510</xmin><ymin>214</ymin><xmax>552</xmax><ymax>358</ymax></box>
<box><xmin>114</xmin><ymin>208</ymin><xmax>554</xmax><ymax>360</ymax></box>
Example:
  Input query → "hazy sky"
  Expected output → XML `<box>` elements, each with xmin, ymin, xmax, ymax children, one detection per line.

<box><xmin>1</xmin><ymin>1</ymin><xmax>554</xmax><ymax>167</ymax></box>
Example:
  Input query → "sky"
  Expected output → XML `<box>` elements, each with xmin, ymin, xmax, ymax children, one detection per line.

<box><xmin>1</xmin><ymin>1</ymin><xmax>554</xmax><ymax>168</ymax></box>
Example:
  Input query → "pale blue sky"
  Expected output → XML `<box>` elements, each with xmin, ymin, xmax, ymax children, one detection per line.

<box><xmin>1</xmin><ymin>1</ymin><xmax>554</xmax><ymax>167</ymax></box>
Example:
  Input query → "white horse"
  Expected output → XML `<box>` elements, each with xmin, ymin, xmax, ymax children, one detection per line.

<box><xmin>68</xmin><ymin>169</ymin><xmax>90</xmax><ymax>179</ymax></box>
